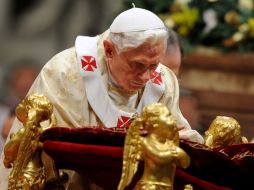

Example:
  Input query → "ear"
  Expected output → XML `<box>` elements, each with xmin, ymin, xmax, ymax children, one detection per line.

<box><xmin>103</xmin><ymin>40</ymin><xmax>115</xmax><ymax>60</ymax></box>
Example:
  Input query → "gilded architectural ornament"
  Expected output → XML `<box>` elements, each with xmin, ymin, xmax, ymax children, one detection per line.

<box><xmin>118</xmin><ymin>103</ymin><xmax>190</xmax><ymax>190</ymax></box>
<box><xmin>3</xmin><ymin>93</ymin><xmax>57</xmax><ymax>190</ymax></box>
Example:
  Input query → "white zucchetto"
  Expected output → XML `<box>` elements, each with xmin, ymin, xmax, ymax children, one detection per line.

<box><xmin>110</xmin><ymin>8</ymin><xmax>165</xmax><ymax>33</ymax></box>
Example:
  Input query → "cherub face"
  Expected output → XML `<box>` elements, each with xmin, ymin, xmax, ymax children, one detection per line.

<box><xmin>142</xmin><ymin>103</ymin><xmax>179</xmax><ymax>143</ymax></box>
<box><xmin>15</xmin><ymin>94</ymin><xmax>53</xmax><ymax>124</ymax></box>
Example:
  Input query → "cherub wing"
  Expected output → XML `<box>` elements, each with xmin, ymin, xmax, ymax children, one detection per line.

<box><xmin>118</xmin><ymin>117</ymin><xmax>143</xmax><ymax>190</ymax></box>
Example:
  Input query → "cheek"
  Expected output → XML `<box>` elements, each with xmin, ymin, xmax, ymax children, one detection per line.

<box><xmin>119</xmin><ymin>73</ymin><xmax>133</xmax><ymax>87</ymax></box>
<box><xmin>114</xmin><ymin>61</ymin><xmax>133</xmax><ymax>79</ymax></box>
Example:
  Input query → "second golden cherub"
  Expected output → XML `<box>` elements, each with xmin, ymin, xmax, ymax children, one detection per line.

<box><xmin>118</xmin><ymin>103</ymin><xmax>191</xmax><ymax>190</ymax></box>
<box><xmin>204</xmin><ymin>115</ymin><xmax>248</xmax><ymax>149</ymax></box>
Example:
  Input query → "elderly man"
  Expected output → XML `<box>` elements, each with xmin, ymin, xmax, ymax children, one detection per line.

<box><xmin>0</xmin><ymin>7</ymin><xmax>203</xmax><ymax>189</ymax></box>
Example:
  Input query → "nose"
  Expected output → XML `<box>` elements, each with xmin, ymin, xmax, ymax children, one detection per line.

<box><xmin>138</xmin><ymin>69</ymin><xmax>150</xmax><ymax>82</ymax></box>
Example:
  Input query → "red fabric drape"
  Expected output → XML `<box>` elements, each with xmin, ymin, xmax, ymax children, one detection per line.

<box><xmin>41</xmin><ymin>127</ymin><xmax>244</xmax><ymax>190</ymax></box>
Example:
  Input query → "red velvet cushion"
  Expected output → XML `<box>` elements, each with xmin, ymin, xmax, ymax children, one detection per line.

<box><xmin>40</xmin><ymin>127</ymin><xmax>126</xmax><ymax>146</ymax></box>
<box><xmin>43</xmin><ymin>141</ymin><xmax>123</xmax><ymax>189</ymax></box>
<box><xmin>181</xmin><ymin>141</ymin><xmax>254</xmax><ymax>190</ymax></box>
<box><xmin>41</xmin><ymin>127</ymin><xmax>239</xmax><ymax>190</ymax></box>
<box><xmin>43</xmin><ymin>140</ymin><xmax>232</xmax><ymax>190</ymax></box>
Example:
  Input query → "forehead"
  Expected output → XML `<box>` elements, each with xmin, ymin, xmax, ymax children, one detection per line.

<box><xmin>120</xmin><ymin>40</ymin><xmax>165</xmax><ymax>61</ymax></box>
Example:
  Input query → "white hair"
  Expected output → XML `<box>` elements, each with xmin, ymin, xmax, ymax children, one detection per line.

<box><xmin>109</xmin><ymin>28</ymin><xmax>168</xmax><ymax>53</ymax></box>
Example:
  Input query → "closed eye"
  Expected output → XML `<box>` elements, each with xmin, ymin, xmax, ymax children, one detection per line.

<box><xmin>130</xmin><ymin>61</ymin><xmax>146</xmax><ymax>70</ymax></box>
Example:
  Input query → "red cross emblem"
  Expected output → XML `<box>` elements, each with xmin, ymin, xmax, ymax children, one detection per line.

<box><xmin>81</xmin><ymin>56</ymin><xmax>97</xmax><ymax>72</ymax></box>
<box><xmin>150</xmin><ymin>70</ymin><xmax>163</xmax><ymax>85</ymax></box>
<box><xmin>116</xmin><ymin>116</ymin><xmax>131</xmax><ymax>128</ymax></box>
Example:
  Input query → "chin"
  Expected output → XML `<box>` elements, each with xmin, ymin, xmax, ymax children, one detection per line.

<box><xmin>120</xmin><ymin>82</ymin><xmax>145</xmax><ymax>93</ymax></box>
<box><xmin>129</xmin><ymin>83</ymin><xmax>146</xmax><ymax>91</ymax></box>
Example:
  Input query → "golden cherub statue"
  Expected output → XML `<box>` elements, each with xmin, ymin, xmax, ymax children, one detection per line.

<box><xmin>204</xmin><ymin>116</ymin><xmax>248</xmax><ymax>149</ymax></box>
<box><xmin>3</xmin><ymin>93</ymin><xmax>57</xmax><ymax>190</ymax></box>
<box><xmin>118</xmin><ymin>103</ymin><xmax>190</xmax><ymax>190</ymax></box>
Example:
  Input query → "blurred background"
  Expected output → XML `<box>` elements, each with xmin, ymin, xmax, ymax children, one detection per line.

<box><xmin>0</xmin><ymin>0</ymin><xmax>253</xmax><ymax>149</ymax></box>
